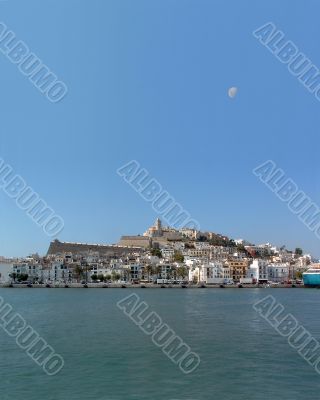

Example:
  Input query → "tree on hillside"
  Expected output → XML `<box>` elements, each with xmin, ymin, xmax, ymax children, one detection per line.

<box><xmin>209</xmin><ymin>237</ymin><xmax>228</xmax><ymax>247</ymax></box>
<box><xmin>236</xmin><ymin>244</ymin><xmax>246</xmax><ymax>252</ymax></box>
<box><xmin>151</xmin><ymin>248</ymin><xmax>162</xmax><ymax>258</ymax></box>
<box><xmin>295</xmin><ymin>248</ymin><xmax>303</xmax><ymax>256</ymax></box>
<box><xmin>173</xmin><ymin>251</ymin><xmax>184</xmax><ymax>263</ymax></box>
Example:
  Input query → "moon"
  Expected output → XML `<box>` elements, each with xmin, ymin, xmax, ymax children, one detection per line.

<box><xmin>228</xmin><ymin>87</ymin><xmax>238</xmax><ymax>98</ymax></box>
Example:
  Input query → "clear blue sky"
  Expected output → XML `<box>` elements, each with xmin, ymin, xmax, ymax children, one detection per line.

<box><xmin>1</xmin><ymin>0</ymin><xmax>320</xmax><ymax>257</ymax></box>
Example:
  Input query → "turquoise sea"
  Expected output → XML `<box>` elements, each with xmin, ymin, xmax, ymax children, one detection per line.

<box><xmin>0</xmin><ymin>288</ymin><xmax>320</xmax><ymax>400</ymax></box>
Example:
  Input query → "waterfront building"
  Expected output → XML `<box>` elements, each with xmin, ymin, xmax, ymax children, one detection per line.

<box><xmin>0</xmin><ymin>259</ymin><xmax>14</xmax><ymax>283</ymax></box>
<box><xmin>267</xmin><ymin>264</ymin><xmax>289</xmax><ymax>282</ymax></box>
<box><xmin>89</xmin><ymin>264</ymin><xmax>111</xmax><ymax>279</ymax></box>
<box><xmin>249</xmin><ymin>259</ymin><xmax>269</xmax><ymax>281</ymax></box>
<box><xmin>157</xmin><ymin>264</ymin><xmax>172</xmax><ymax>280</ymax></box>
<box><xmin>129</xmin><ymin>264</ymin><xmax>143</xmax><ymax>281</ymax></box>
<box><xmin>203</xmin><ymin>262</ymin><xmax>227</xmax><ymax>283</ymax></box>
<box><xmin>246</xmin><ymin>262</ymin><xmax>259</xmax><ymax>282</ymax></box>
<box><xmin>227</xmin><ymin>259</ymin><xmax>249</xmax><ymax>282</ymax></box>
<box><xmin>12</xmin><ymin>262</ymin><xmax>42</xmax><ymax>282</ymax></box>
<box><xmin>188</xmin><ymin>262</ymin><xmax>230</xmax><ymax>284</ymax></box>
<box><xmin>48</xmin><ymin>262</ymin><xmax>73</xmax><ymax>283</ymax></box>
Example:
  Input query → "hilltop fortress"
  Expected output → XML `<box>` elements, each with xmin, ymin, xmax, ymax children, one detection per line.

<box><xmin>47</xmin><ymin>239</ymin><xmax>144</xmax><ymax>257</ymax></box>
<box><xmin>119</xmin><ymin>218</ymin><xmax>190</xmax><ymax>248</ymax></box>
<box><xmin>47</xmin><ymin>218</ymin><xmax>228</xmax><ymax>254</ymax></box>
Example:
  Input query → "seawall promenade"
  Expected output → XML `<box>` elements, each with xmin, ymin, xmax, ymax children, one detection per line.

<box><xmin>0</xmin><ymin>283</ymin><xmax>309</xmax><ymax>289</ymax></box>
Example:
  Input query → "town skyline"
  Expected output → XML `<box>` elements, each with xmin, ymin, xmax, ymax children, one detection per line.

<box><xmin>0</xmin><ymin>218</ymin><xmax>314</xmax><ymax>261</ymax></box>
<box><xmin>0</xmin><ymin>217</ymin><xmax>312</xmax><ymax>288</ymax></box>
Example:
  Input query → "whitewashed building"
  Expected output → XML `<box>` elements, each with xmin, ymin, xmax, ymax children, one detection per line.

<box><xmin>0</xmin><ymin>261</ymin><xmax>13</xmax><ymax>283</ymax></box>
<box><xmin>12</xmin><ymin>262</ymin><xmax>42</xmax><ymax>282</ymax></box>
<box><xmin>249</xmin><ymin>259</ymin><xmax>269</xmax><ymax>281</ymax></box>
<box><xmin>161</xmin><ymin>248</ymin><xmax>175</xmax><ymax>260</ymax></box>
<box><xmin>246</xmin><ymin>261</ymin><xmax>259</xmax><ymax>282</ymax></box>
<box><xmin>189</xmin><ymin>262</ymin><xmax>231</xmax><ymax>284</ymax></box>
<box><xmin>267</xmin><ymin>264</ymin><xmax>289</xmax><ymax>282</ymax></box>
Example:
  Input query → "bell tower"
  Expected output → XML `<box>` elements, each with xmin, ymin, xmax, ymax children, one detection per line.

<box><xmin>155</xmin><ymin>218</ymin><xmax>162</xmax><ymax>235</ymax></box>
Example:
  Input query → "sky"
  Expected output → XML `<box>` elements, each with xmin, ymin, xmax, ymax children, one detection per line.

<box><xmin>1</xmin><ymin>0</ymin><xmax>320</xmax><ymax>258</ymax></box>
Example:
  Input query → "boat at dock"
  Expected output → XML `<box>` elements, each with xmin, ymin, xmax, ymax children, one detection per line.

<box><xmin>303</xmin><ymin>268</ymin><xmax>320</xmax><ymax>287</ymax></box>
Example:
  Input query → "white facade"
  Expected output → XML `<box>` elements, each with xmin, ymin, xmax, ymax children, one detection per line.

<box><xmin>189</xmin><ymin>262</ymin><xmax>231</xmax><ymax>284</ymax></box>
<box><xmin>90</xmin><ymin>264</ymin><xmax>111</xmax><ymax>278</ymax></box>
<box><xmin>158</xmin><ymin>264</ymin><xmax>171</xmax><ymax>279</ymax></box>
<box><xmin>268</xmin><ymin>264</ymin><xmax>289</xmax><ymax>282</ymax></box>
<box><xmin>247</xmin><ymin>260</ymin><xmax>290</xmax><ymax>282</ymax></box>
<box><xmin>161</xmin><ymin>248</ymin><xmax>175</xmax><ymax>259</ymax></box>
<box><xmin>246</xmin><ymin>261</ymin><xmax>259</xmax><ymax>282</ymax></box>
<box><xmin>13</xmin><ymin>263</ymin><xmax>42</xmax><ymax>282</ymax></box>
<box><xmin>250</xmin><ymin>259</ymin><xmax>269</xmax><ymax>281</ymax></box>
<box><xmin>39</xmin><ymin>263</ymin><xmax>73</xmax><ymax>283</ymax></box>
<box><xmin>129</xmin><ymin>264</ymin><xmax>142</xmax><ymax>280</ymax></box>
<box><xmin>0</xmin><ymin>262</ymin><xmax>13</xmax><ymax>283</ymax></box>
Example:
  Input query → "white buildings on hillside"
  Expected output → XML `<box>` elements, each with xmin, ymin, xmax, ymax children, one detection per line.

<box><xmin>189</xmin><ymin>262</ymin><xmax>231</xmax><ymax>284</ymax></box>
<box><xmin>161</xmin><ymin>248</ymin><xmax>175</xmax><ymax>260</ymax></box>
